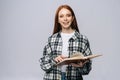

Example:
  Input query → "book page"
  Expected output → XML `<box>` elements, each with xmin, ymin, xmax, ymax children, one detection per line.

<box><xmin>57</xmin><ymin>52</ymin><xmax>102</xmax><ymax>65</ymax></box>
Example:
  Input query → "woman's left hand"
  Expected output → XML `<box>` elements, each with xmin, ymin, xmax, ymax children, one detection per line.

<box><xmin>70</xmin><ymin>59</ymin><xmax>89</xmax><ymax>67</ymax></box>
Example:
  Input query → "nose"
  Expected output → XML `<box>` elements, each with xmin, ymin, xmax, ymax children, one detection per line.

<box><xmin>64</xmin><ymin>16</ymin><xmax>67</xmax><ymax>21</ymax></box>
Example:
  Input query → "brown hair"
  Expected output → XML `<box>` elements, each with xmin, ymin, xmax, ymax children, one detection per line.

<box><xmin>53</xmin><ymin>4</ymin><xmax>80</xmax><ymax>34</ymax></box>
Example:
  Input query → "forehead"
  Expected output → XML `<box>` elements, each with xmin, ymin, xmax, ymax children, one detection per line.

<box><xmin>58</xmin><ymin>8</ymin><xmax>72</xmax><ymax>15</ymax></box>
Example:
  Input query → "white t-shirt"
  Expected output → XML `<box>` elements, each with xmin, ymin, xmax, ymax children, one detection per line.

<box><xmin>60</xmin><ymin>31</ymin><xmax>75</xmax><ymax>72</ymax></box>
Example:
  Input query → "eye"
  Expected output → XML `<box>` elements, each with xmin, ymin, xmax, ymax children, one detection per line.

<box><xmin>67</xmin><ymin>14</ymin><xmax>72</xmax><ymax>17</ymax></box>
<box><xmin>59</xmin><ymin>15</ymin><xmax>63</xmax><ymax>18</ymax></box>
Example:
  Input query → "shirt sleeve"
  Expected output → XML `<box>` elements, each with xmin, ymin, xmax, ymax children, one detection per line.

<box><xmin>78</xmin><ymin>37</ymin><xmax>92</xmax><ymax>75</ymax></box>
<box><xmin>39</xmin><ymin>42</ymin><xmax>57</xmax><ymax>72</ymax></box>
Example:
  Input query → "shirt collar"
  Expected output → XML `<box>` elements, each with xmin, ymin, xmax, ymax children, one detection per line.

<box><xmin>57</xmin><ymin>30</ymin><xmax>80</xmax><ymax>41</ymax></box>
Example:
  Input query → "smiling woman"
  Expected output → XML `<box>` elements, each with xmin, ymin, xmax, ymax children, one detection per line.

<box><xmin>39</xmin><ymin>4</ymin><xmax>92</xmax><ymax>80</ymax></box>
<box><xmin>58</xmin><ymin>8</ymin><xmax>74</xmax><ymax>31</ymax></box>
<box><xmin>53</xmin><ymin>4</ymin><xmax>79</xmax><ymax>34</ymax></box>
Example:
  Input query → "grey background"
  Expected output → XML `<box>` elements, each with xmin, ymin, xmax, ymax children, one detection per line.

<box><xmin>0</xmin><ymin>0</ymin><xmax>120</xmax><ymax>80</ymax></box>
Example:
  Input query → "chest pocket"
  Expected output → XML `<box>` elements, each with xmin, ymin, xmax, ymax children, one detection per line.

<box><xmin>50</xmin><ymin>39</ymin><xmax>62</xmax><ymax>56</ymax></box>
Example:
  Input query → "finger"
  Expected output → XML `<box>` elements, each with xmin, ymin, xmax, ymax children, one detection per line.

<box><xmin>54</xmin><ymin>55</ymin><xmax>62</xmax><ymax>62</ymax></box>
<box><xmin>54</xmin><ymin>58</ymin><xmax>59</xmax><ymax>62</ymax></box>
<box><xmin>54</xmin><ymin>56</ymin><xmax>61</xmax><ymax>62</ymax></box>
<box><xmin>58</xmin><ymin>56</ymin><xmax>64</xmax><ymax>62</ymax></box>
<box><xmin>79</xmin><ymin>62</ymin><xmax>84</xmax><ymax>67</ymax></box>
<box><xmin>58</xmin><ymin>57</ymin><xmax>63</xmax><ymax>62</ymax></box>
<box><xmin>71</xmin><ymin>63</ymin><xmax>80</xmax><ymax>67</ymax></box>
<box><xmin>82</xmin><ymin>60</ymin><xmax>89</xmax><ymax>65</ymax></box>
<box><xmin>60</xmin><ymin>55</ymin><xmax>68</xmax><ymax>59</ymax></box>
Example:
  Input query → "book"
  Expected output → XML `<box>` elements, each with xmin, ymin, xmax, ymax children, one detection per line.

<box><xmin>56</xmin><ymin>52</ymin><xmax>102</xmax><ymax>66</ymax></box>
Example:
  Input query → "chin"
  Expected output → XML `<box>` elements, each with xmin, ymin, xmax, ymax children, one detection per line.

<box><xmin>62</xmin><ymin>25</ymin><xmax>71</xmax><ymax>28</ymax></box>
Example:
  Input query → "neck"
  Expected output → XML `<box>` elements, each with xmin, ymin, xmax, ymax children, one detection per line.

<box><xmin>62</xmin><ymin>27</ymin><xmax>74</xmax><ymax>33</ymax></box>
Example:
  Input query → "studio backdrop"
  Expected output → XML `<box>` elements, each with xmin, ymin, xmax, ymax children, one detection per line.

<box><xmin>0</xmin><ymin>0</ymin><xmax>120</xmax><ymax>80</ymax></box>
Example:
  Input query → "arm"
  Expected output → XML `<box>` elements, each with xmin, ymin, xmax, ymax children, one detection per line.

<box><xmin>78</xmin><ymin>38</ymin><xmax>92</xmax><ymax>75</ymax></box>
<box><xmin>40</xmin><ymin>43</ymin><xmax>57</xmax><ymax>72</ymax></box>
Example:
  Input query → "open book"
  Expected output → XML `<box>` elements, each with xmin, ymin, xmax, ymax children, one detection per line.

<box><xmin>57</xmin><ymin>52</ymin><xmax>102</xmax><ymax>65</ymax></box>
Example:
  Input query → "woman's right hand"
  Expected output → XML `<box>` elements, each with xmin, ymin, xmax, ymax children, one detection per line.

<box><xmin>54</xmin><ymin>55</ymin><xmax>67</xmax><ymax>63</ymax></box>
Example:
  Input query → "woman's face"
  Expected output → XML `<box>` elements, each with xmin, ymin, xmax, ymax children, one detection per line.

<box><xmin>58</xmin><ymin>8</ymin><xmax>74</xmax><ymax>30</ymax></box>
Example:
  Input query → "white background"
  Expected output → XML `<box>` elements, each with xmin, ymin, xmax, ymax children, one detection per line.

<box><xmin>0</xmin><ymin>0</ymin><xmax>120</xmax><ymax>80</ymax></box>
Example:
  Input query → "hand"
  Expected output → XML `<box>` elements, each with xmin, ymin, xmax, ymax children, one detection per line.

<box><xmin>70</xmin><ymin>59</ymin><xmax>89</xmax><ymax>67</ymax></box>
<box><xmin>54</xmin><ymin>55</ymin><xmax>67</xmax><ymax>63</ymax></box>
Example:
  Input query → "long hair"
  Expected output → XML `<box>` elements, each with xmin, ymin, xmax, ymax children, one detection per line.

<box><xmin>53</xmin><ymin>4</ymin><xmax>79</xmax><ymax>34</ymax></box>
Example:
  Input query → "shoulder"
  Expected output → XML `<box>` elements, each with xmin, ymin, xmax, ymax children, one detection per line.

<box><xmin>80</xmin><ymin>34</ymin><xmax>88</xmax><ymax>40</ymax></box>
<box><xmin>48</xmin><ymin>32</ymin><xmax>60</xmax><ymax>42</ymax></box>
<box><xmin>74</xmin><ymin>31</ymin><xmax>88</xmax><ymax>40</ymax></box>
<box><xmin>75</xmin><ymin>32</ymin><xmax>90</xmax><ymax>45</ymax></box>
<box><xmin>79</xmin><ymin>34</ymin><xmax>90</xmax><ymax>45</ymax></box>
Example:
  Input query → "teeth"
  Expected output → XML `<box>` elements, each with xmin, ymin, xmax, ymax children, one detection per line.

<box><xmin>63</xmin><ymin>22</ymin><xmax>69</xmax><ymax>25</ymax></box>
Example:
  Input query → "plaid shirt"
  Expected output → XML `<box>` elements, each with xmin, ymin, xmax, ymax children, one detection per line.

<box><xmin>40</xmin><ymin>31</ymin><xmax>92</xmax><ymax>80</ymax></box>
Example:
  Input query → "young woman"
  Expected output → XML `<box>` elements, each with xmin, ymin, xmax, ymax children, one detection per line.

<box><xmin>40</xmin><ymin>4</ymin><xmax>92</xmax><ymax>80</ymax></box>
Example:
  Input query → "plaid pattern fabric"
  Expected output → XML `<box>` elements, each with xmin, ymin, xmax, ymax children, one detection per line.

<box><xmin>40</xmin><ymin>31</ymin><xmax>92</xmax><ymax>80</ymax></box>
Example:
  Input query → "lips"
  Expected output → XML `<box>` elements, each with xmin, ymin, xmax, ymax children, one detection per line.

<box><xmin>63</xmin><ymin>22</ymin><xmax>69</xmax><ymax>25</ymax></box>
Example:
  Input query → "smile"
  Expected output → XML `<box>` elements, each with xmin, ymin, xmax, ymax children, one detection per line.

<box><xmin>63</xmin><ymin>22</ymin><xmax>69</xmax><ymax>25</ymax></box>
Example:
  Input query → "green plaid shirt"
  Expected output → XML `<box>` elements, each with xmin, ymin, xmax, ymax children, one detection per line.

<box><xmin>40</xmin><ymin>31</ymin><xmax>92</xmax><ymax>80</ymax></box>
